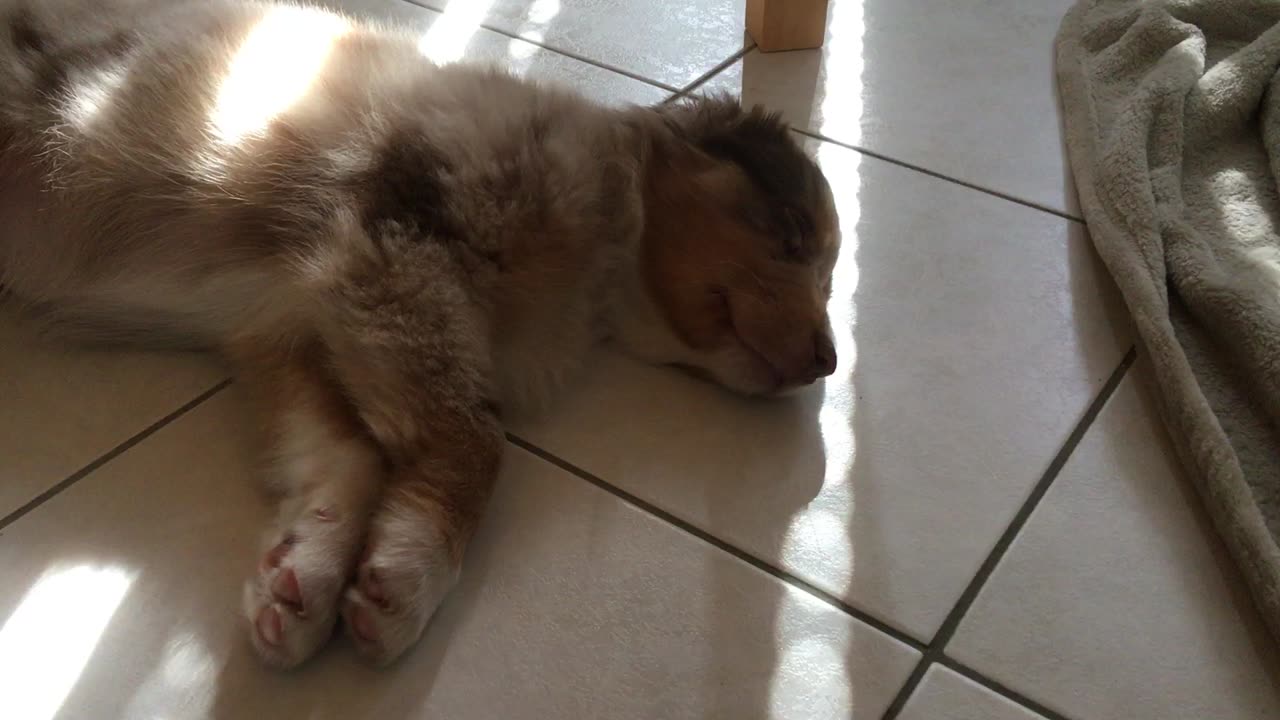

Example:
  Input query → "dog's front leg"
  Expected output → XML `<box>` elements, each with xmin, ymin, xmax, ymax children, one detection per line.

<box><xmin>317</xmin><ymin>266</ymin><xmax>504</xmax><ymax>666</ymax></box>
<box><xmin>231</xmin><ymin>339</ymin><xmax>387</xmax><ymax>669</ymax></box>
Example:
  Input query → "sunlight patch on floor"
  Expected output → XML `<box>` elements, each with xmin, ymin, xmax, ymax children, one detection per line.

<box><xmin>0</xmin><ymin>564</ymin><xmax>135</xmax><ymax>720</ymax></box>
<box><xmin>816</xmin><ymin>0</ymin><xmax>864</xmax><ymax>143</ymax></box>
<box><xmin>121</xmin><ymin>633</ymin><xmax>218</xmax><ymax>719</ymax></box>
<box><xmin>771</xmin><ymin>1</ymin><xmax>867</xmax><ymax>712</ymax></box>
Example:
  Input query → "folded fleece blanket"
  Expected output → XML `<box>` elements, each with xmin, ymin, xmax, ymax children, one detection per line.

<box><xmin>1056</xmin><ymin>0</ymin><xmax>1280</xmax><ymax>645</ymax></box>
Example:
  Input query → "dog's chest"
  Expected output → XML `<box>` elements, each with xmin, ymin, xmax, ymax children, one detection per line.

<box><xmin>486</xmin><ymin>247</ymin><xmax>623</xmax><ymax>414</ymax></box>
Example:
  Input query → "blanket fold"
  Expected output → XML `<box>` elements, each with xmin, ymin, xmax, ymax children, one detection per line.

<box><xmin>1057</xmin><ymin>0</ymin><xmax>1280</xmax><ymax>644</ymax></box>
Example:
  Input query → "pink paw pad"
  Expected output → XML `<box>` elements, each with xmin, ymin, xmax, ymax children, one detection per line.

<box><xmin>346</xmin><ymin>604</ymin><xmax>380</xmax><ymax>645</ymax></box>
<box><xmin>271</xmin><ymin>568</ymin><xmax>305</xmax><ymax>614</ymax></box>
<box><xmin>360</xmin><ymin>569</ymin><xmax>391</xmax><ymax>610</ymax></box>
<box><xmin>256</xmin><ymin>606</ymin><xmax>284</xmax><ymax>647</ymax></box>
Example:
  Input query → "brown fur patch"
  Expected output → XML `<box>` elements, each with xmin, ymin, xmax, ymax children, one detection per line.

<box><xmin>9</xmin><ymin>6</ymin><xmax>45</xmax><ymax>55</ymax></box>
<box><xmin>659</xmin><ymin>94</ymin><xmax>828</xmax><ymax>263</ymax></box>
<box><xmin>16</xmin><ymin>20</ymin><xmax>137</xmax><ymax>101</ymax></box>
<box><xmin>356</xmin><ymin>132</ymin><xmax>510</xmax><ymax>275</ymax></box>
<box><xmin>359</xmin><ymin>132</ymin><xmax>461</xmax><ymax>240</ymax></box>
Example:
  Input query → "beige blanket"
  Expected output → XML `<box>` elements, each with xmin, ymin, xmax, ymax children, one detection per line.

<box><xmin>1057</xmin><ymin>0</ymin><xmax>1280</xmax><ymax>644</ymax></box>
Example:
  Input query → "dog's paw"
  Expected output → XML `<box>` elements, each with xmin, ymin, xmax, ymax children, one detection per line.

<box><xmin>341</xmin><ymin>515</ymin><xmax>458</xmax><ymax>666</ymax></box>
<box><xmin>243</xmin><ymin>504</ymin><xmax>363</xmax><ymax>668</ymax></box>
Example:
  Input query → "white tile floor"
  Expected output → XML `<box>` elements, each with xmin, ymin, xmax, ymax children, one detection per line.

<box><xmin>1</xmin><ymin>1</ymin><xmax>1278</xmax><ymax>719</ymax></box>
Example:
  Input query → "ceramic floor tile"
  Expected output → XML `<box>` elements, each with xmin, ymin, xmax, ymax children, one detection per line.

<box><xmin>511</xmin><ymin>136</ymin><xmax>1131</xmax><ymax>641</ymax></box>
<box><xmin>403</xmin><ymin>0</ymin><xmax>746</xmax><ymax>90</ymax></box>
<box><xmin>699</xmin><ymin>0</ymin><xmax>1079</xmax><ymax>216</ymax></box>
<box><xmin>898</xmin><ymin>666</ymin><xmax>1046</xmax><ymax>720</ymax></box>
<box><xmin>0</xmin><ymin>306</ymin><xmax>225</xmax><ymax>520</ymax></box>
<box><xmin>949</xmin><ymin>366</ymin><xmax>1280</xmax><ymax>719</ymax></box>
<box><xmin>321</xmin><ymin>0</ymin><xmax>667</xmax><ymax>106</ymax></box>
<box><xmin>0</xmin><ymin>387</ymin><xmax>918</xmax><ymax>720</ymax></box>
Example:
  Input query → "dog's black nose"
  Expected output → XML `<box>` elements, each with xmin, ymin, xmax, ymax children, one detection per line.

<box><xmin>812</xmin><ymin>331</ymin><xmax>837</xmax><ymax>379</ymax></box>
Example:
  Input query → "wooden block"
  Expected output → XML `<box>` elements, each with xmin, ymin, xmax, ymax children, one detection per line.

<box><xmin>745</xmin><ymin>0</ymin><xmax>830</xmax><ymax>52</ymax></box>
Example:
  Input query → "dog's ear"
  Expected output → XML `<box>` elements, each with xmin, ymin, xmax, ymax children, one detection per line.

<box><xmin>655</xmin><ymin>94</ymin><xmax>821</xmax><ymax>244</ymax></box>
<box><xmin>664</xmin><ymin>94</ymin><xmax>810</xmax><ymax>199</ymax></box>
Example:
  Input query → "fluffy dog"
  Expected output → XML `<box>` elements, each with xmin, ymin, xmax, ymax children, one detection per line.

<box><xmin>0</xmin><ymin>0</ymin><xmax>840</xmax><ymax>667</ymax></box>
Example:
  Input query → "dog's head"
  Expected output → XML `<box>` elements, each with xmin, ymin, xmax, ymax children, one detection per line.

<box><xmin>626</xmin><ymin>95</ymin><xmax>840</xmax><ymax>396</ymax></box>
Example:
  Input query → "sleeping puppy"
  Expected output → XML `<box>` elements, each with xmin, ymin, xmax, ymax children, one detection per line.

<box><xmin>0</xmin><ymin>0</ymin><xmax>840</xmax><ymax>667</ymax></box>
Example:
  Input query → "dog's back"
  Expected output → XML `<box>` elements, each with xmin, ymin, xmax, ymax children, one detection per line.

<box><xmin>0</xmin><ymin>0</ymin><xmax>629</xmax><ymax>365</ymax></box>
<box><xmin>0</xmin><ymin>0</ymin><xmax>346</xmax><ymax>343</ymax></box>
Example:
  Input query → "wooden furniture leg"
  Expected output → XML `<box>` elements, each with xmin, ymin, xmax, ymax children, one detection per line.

<box><xmin>746</xmin><ymin>0</ymin><xmax>830</xmax><ymax>52</ymax></box>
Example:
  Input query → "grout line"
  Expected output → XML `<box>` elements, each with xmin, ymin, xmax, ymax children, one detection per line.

<box><xmin>879</xmin><ymin>346</ymin><xmax>1137</xmax><ymax>720</ymax></box>
<box><xmin>398</xmin><ymin>0</ymin><xmax>681</xmax><ymax>93</ymax></box>
<box><xmin>0</xmin><ymin>379</ymin><xmax>232</xmax><ymax>534</ymax></box>
<box><xmin>393</xmin><ymin>1</ymin><xmax>1085</xmax><ymax>228</ymax></box>
<box><xmin>937</xmin><ymin>656</ymin><xmax>1074</xmax><ymax>720</ymax></box>
<box><xmin>664</xmin><ymin>43</ymin><xmax>755</xmax><ymax>103</ymax></box>
<box><xmin>506</xmin><ymin>431</ymin><xmax>928</xmax><ymax>652</ymax></box>
<box><xmin>391</xmin><ymin>0</ymin><xmax>1087</xmax><ymax>230</ymax></box>
<box><xmin>791</xmin><ymin>128</ymin><xmax>1085</xmax><ymax>224</ymax></box>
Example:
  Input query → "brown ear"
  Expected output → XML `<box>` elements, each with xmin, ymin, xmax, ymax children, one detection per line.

<box><xmin>657</xmin><ymin>94</ymin><xmax>820</xmax><ymax>229</ymax></box>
